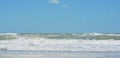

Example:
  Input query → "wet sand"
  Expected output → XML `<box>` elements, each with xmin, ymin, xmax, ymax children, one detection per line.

<box><xmin>0</xmin><ymin>51</ymin><xmax>120</xmax><ymax>58</ymax></box>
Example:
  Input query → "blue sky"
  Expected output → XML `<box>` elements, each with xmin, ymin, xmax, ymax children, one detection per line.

<box><xmin>0</xmin><ymin>0</ymin><xmax>120</xmax><ymax>33</ymax></box>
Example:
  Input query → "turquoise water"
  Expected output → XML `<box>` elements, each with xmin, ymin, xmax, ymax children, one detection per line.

<box><xmin>0</xmin><ymin>51</ymin><xmax>120</xmax><ymax>58</ymax></box>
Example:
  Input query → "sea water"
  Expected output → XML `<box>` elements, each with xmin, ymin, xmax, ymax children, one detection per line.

<box><xmin>1</xmin><ymin>33</ymin><xmax>120</xmax><ymax>58</ymax></box>
<box><xmin>0</xmin><ymin>51</ymin><xmax>120</xmax><ymax>58</ymax></box>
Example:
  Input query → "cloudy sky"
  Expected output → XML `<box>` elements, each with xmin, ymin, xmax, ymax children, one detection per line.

<box><xmin>0</xmin><ymin>0</ymin><xmax>120</xmax><ymax>33</ymax></box>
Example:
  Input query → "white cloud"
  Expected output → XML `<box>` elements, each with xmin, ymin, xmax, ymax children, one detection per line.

<box><xmin>48</xmin><ymin>0</ymin><xmax>69</xmax><ymax>8</ymax></box>
<box><xmin>49</xmin><ymin>0</ymin><xmax>60</xmax><ymax>4</ymax></box>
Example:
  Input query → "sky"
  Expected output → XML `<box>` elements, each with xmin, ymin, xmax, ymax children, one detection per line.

<box><xmin>0</xmin><ymin>0</ymin><xmax>120</xmax><ymax>33</ymax></box>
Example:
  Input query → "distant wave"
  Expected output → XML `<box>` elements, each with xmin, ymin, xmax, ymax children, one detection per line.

<box><xmin>0</xmin><ymin>33</ymin><xmax>120</xmax><ymax>40</ymax></box>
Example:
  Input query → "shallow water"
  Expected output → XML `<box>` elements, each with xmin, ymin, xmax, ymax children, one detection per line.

<box><xmin>0</xmin><ymin>51</ymin><xmax>120</xmax><ymax>58</ymax></box>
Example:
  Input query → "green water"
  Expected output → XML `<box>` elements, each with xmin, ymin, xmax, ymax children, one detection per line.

<box><xmin>1</xmin><ymin>33</ymin><xmax>120</xmax><ymax>40</ymax></box>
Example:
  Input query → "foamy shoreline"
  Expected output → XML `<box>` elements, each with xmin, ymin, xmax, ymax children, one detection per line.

<box><xmin>0</xmin><ymin>38</ymin><xmax>120</xmax><ymax>51</ymax></box>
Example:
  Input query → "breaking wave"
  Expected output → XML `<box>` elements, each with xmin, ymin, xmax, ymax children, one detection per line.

<box><xmin>0</xmin><ymin>33</ymin><xmax>120</xmax><ymax>51</ymax></box>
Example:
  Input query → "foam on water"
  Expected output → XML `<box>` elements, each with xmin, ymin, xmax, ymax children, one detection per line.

<box><xmin>0</xmin><ymin>36</ymin><xmax>120</xmax><ymax>51</ymax></box>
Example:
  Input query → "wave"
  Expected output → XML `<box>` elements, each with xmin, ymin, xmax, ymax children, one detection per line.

<box><xmin>0</xmin><ymin>36</ymin><xmax>120</xmax><ymax>51</ymax></box>
<box><xmin>0</xmin><ymin>33</ymin><xmax>120</xmax><ymax>40</ymax></box>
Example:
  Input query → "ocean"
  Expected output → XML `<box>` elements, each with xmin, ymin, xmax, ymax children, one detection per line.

<box><xmin>0</xmin><ymin>33</ymin><xmax>120</xmax><ymax>58</ymax></box>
